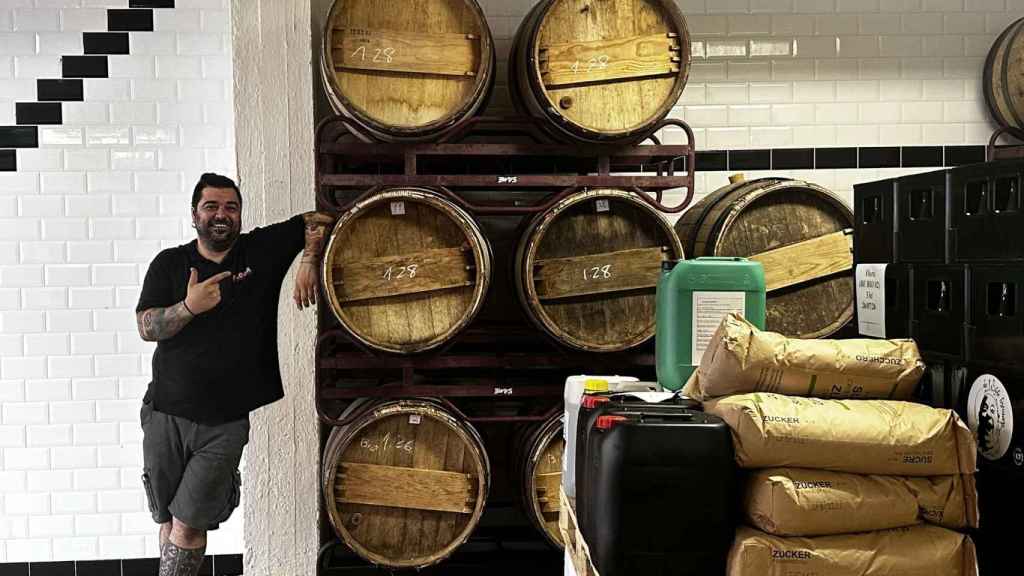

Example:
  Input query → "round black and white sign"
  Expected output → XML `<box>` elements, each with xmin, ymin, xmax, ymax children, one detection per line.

<box><xmin>967</xmin><ymin>374</ymin><xmax>1014</xmax><ymax>461</ymax></box>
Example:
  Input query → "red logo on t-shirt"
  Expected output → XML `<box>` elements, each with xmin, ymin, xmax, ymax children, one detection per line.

<box><xmin>233</xmin><ymin>267</ymin><xmax>253</xmax><ymax>283</ymax></box>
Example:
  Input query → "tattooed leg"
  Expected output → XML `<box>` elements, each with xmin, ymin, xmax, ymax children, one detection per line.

<box><xmin>159</xmin><ymin>541</ymin><xmax>206</xmax><ymax>576</ymax></box>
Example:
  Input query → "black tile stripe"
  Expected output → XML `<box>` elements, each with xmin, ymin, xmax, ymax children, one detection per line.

<box><xmin>130</xmin><ymin>0</ymin><xmax>175</xmax><ymax>7</ymax></box>
<box><xmin>859</xmin><ymin>146</ymin><xmax>901</xmax><ymax>169</ymax></box>
<box><xmin>0</xmin><ymin>126</ymin><xmax>39</xmax><ymax>148</ymax></box>
<box><xmin>0</xmin><ymin>150</ymin><xmax>15</xmax><ymax>171</ymax></box>
<box><xmin>122</xmin><ymin>558</ymin><xmax>160</xmax><ymax>576</ymax></box>
<box><xmin>816</xmin><ymin>147</ymin><xmax>858</xmax><ymax>169</ymax></box>
<box><xmin>37</xmin><ymin>78</ymin><xmax>84</xmax><ymax>101</ymax></box>
<box><xmin>84</xmin><ymin>32</ymin><xmax>130</xmax><ymax>55</ymax></box>
<box><xmin>215</xmin><ymin>554</ymin><xmax>243</xmax><ymax>575</ymax></box>
<box><xmin>0</xmin><ymin>563</ymin><xmax>29</xmax><ymax>576</ymax></box>
<box><xmin>772</xmin><ymin>148</ymin><xmax>814</xmax><ymax>170</ymax></box>
<box><xmin>26</xmin><ymin>561</ymin><xmax>74</xmax><ymax>576</ymax></box>
<box><xmin>74</xmin><ymin>560</ymin><xmax>121</xmax><ymax>576</ymax></box>
<box><xmin>696</xmin><ymin>151</ymin><xmax>727</xmax><ymax>171</ymax></box>
<box><xmin>3</xmin><ymin>556</ymin><xmax>242</xmax><ymax>576</ymax></box>
<box><xmin>729</xmin><ymin>149</ymin><xmax>771</xmax><ymax>171</ymax></box>
<box><xmin>902</xmin><ymin>146</ymin><xmax>944</xmax><ymax>168</ymax></box>
<box><xmin>946</xmin><ymin>145</ymin><xmax>986</xmax><ymax>166</ymax></box>
<box><xmin>108</xmin><ymin>9</ymin><xmax>155</xmax><ymax>32</ymax></box>
<box><xmin>62</xmin><ymin>55</ymin><xmax>108</xmax><ymax>78</ymax></box>
<box><xmin>16</xmin><ymin>102</ymin><xmax>62</xmax><ymax>125</ymax></box>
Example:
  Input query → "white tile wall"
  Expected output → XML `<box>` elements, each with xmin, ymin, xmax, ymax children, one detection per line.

<box><xmin>0</xmin><ymin>0</ymin><xmax>239</xmax><ymax>563</ymax></box>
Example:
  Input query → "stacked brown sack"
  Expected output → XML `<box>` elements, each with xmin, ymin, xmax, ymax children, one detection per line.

<box><xmin>684</xmin><ymin>314</ymin><xmax>980</xmax><ymax>576</ymax></box>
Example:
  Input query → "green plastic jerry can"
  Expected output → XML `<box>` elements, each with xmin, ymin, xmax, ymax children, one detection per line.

<box><xmin>656</xmin><ymin>257</ymin><xmax>767</xmax><ymax>391</ymax></box>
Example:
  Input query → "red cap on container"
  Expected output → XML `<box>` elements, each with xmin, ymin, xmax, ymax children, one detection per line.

<box><xmin>581</xmin><ymin>395</ymin><xmax>611</xmax><ymax>409</ymax></box>
<box><xmin>596</xmin><ymin>415</ymin><xmax>627</xmax><ymax>430</ymax></box>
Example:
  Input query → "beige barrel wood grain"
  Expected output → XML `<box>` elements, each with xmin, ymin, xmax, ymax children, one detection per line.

<box><xmin>516</xmin><ymin>189</ymin><xmax>683</xmax><ymax>352</ymax></box>
<box><xmin>517</xmin><ymin>412</ymin><xmax>565</xmax><ymax>549</ymax></box>
<box><xmin>320</xmin><ymin>0</ymin><xmax>494</xmax><ymax>141</ymax></box>
<box><xmin>322</xmin><ymin>399</ymin><xmax>490</xmax><ymax>569</ymax></box>
<box><xmin>674</xmin><ymin>177</ymin><xmax>854</xmax><ymax>339</ymax></box>
<box><xmin>984</xmin><ymin>17</ymin><xmax>1024</xmax><ymax>131</ymax></box>
<box><xmin>322</xmin><ymin>188</ymin><xmax>492</xmax><ymax>354</ymax></box>
<box><xmin>510</xmin><ymin>0</ymin><xmax>690</xmax><ymax>144</ymax></box>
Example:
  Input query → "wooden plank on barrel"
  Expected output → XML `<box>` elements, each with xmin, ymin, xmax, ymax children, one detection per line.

<box><xmin>538</xmin><ymin>32</ymin><xmax>680</xmax><ymax>88</ymax></box>
<box><xmin>333</xmin><ymin>27</ymin><xmax>478</xmax><ymax>77</ymax></box>
<box><xmin>332</xmin><ymin>246</ymin><xmax>473</xmax><ymax>303</ymax></box>
<box><xmin>533</xmin><ymin>246</ymin><xmax>668</xmax><ymax>300</ymax></box>
<box><xmin>535</xmin><ymin>472</ymin><xmax>562</xmax><ymax>514</ymax></box>
<box><xmin>336</xmin><ymin>462</ymin><xmax>475</xmax><ymax>514</ymax></box>
<box><xmin>750</xmin><ymin>230</ymin><xmax>854</xmax><ymax>293</ymax></box>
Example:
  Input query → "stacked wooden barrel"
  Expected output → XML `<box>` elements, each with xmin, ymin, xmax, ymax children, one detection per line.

<box><xmin>984</xmin><ymin>17</ymin><xmax>1024</xmax><ymax>135</ymax></box>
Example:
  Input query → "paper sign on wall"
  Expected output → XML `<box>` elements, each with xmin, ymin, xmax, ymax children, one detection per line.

<box><xmin>856</xmin><ymin>264</ymin><xmax>888</xmax><ymax>338</ymax></box>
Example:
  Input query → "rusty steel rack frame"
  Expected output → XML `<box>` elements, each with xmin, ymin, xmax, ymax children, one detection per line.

<box><xmin>987</xmin><ymin>126</ymin><xmax>1024</xmax><ymax>161</ymax></box>
<box><xmin>313</xmin><ymin>114</ymin><xmax>695</xmax><ymax>426</ymax></box>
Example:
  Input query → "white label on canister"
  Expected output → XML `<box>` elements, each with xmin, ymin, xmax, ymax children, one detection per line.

<box><xmin>408</xmin><ymin>414</ymin><xmax>421</xmax><ymax>425</ymax></box>
<box><xmin>595</xmin><ymin>199</ymin><xmax>610</xmax><ymax>212</ymax></box>
<box><xmin>692</xmin><ymin>291</ymin><xmax>747</xmax><ymax>364</ymax></box>
<box><xmin>856</xmin><ymin>264</ymin><xmax>888</xmax><ymax>338</ymax></box>
<box><xmin>390</xmin><ymin>201</ymin><xmax>405</xmax><ymax>215</ymax></box>
<box><xmin>966</xmin><ymin>373</ymin><xmax>1014</xmax><ymax>461</ymax></box>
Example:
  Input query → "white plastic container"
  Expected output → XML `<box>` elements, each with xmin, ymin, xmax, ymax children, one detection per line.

<box><xmin>562</xmin><ymin>374</ymin><xmax>657</xmax><ymax>498</ymax></box>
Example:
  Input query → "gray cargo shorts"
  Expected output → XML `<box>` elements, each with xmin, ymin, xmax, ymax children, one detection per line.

<box><xmin>140</xmin><ymin>401</ymin><xmax>249</xmax><ymax>531</ymax></box>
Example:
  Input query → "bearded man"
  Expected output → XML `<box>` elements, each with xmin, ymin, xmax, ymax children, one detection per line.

<box><xmin>135</xmin><ymin>173</ymin><xmax>333</xmax><ymax>575</ymax></box>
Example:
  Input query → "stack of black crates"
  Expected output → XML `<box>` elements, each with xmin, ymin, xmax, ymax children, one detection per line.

<box><xmin>853</xmin><ymin>158</ymin><xmax>1024</xmax><ymax>574</ymax></box>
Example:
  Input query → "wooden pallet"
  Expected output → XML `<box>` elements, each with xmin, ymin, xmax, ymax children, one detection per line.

<box><xmin>559</xmin><ymin>488</ymin><xmax>600</xmax><ymax>576</ymax></box>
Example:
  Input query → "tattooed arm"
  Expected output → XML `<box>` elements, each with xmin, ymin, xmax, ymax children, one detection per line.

<box><xmin>294</xmin><ymin>211</ymin><xmax>335</xmax><ymax>310</ymax></box>
<box><xmin>137</xmin><ymin>269</ymin><xmax>233</xmax><ymax>342</ymax></box>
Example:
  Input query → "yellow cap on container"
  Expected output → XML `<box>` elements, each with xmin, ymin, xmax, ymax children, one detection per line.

<box><xmin>584</xmin><ymin>378</ymin><xmax>609</xmax><ymax>393</ymax></box>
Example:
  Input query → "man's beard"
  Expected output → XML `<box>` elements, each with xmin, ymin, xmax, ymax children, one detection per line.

<box><xmin>196</xmin><ymin>217</ymin><xmax>239</xmax><ymax>252</ymax></box>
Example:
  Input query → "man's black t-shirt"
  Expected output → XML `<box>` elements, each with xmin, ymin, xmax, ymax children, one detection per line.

<box><xmin>136</xmin><ymin>216</ymin><xmax>304</xmax><ymax>424</ymax></box>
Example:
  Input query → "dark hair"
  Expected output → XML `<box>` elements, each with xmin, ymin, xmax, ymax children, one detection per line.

<box><xmin>191</xmin><ymin>173</ymin><xmax>241</xmax><ymax>211</ymax></box>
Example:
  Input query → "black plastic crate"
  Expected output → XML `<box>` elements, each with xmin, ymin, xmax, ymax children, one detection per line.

<box><xmin>910</xmin><ymin>264</ymin><xmax>969</xmax><ymax>360</ymax></box>
<box><xmin>853</xmin><ymin>177</ymin><xmax>897</xmax><ymax>263</ymax></box>
<box><xmin>966</xmin><ymin>265</ymin><xmax>1024</xmax><ymax>369</ymax></box>
<box><xmin>950</xmin><ymin>159</ymin><xmax>1024</xmax><ymax>262</ymax></box>
<box><xmin>854</xmin><ymin>262</ymin><xmax>910</xmax><ymax>339</ymax></box>
<box><xmin>895</xmin><ymin>169</ymin><xmax>948</xmax><ymax>263</ymax></box>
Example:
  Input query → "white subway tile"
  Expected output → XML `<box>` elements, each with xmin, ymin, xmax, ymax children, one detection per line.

<box><xmin>154</xmin><ymin>8</ymin><xmax>201</xmax><ymax>32</ymax></box>
<box><xmin>683</xmin><ymin>104</ymin><xmax>729</xmax><ymax>125</ymax></box>
<box><xmin>62</xmin><ymin>102</ymin><xmax>110</xmax><ymax>125</ymax></box>
<box><xmin>901</xmin><ymin>101</ymin><xmax>944</xmax><ymax>122</ymax></box>
<box><xmin>836</xmin><ymin>125</ymin><xmax>880</xmax><ymax>145</ymax></box>
<box><xmin>48</xmin><ymin>355</ymin><xmax>93</xmax><ymax>378</ymax></box>
<box><xmin>773</xmin><ymin>15</ymin><xmax>815</xmax><ymax>36</ymax></box>
<box><xmin>706</xmin><ymin>39</ymin><xmax>748</xmax><ymax>58</ymax></box>
<box><xmin>0</xmin><ymin>173</ymin><xmax>40</xmax><ymax>195</ymax></box>
<box><xmin>38</xmin><ymin>126</ymin><xmax>83</xmax><ymax>148</ymax></box>
<box><xmin>0</xmin><ymin>55</ymin><xmax>10</xmax><ymax>79</ymax></box>
<box><xmin>97</xmin><ymin>489</ymin><xmax>144</xmax><ymax>513</ymax></box>
<box><xmin>118</xmin><ymin>377</ymin><xmax>148</xmax><ymax>400</ymax></box>
<box><xmin>707</xmin><ymin>83</ymin><xmax>749</xmax><ymax>104</ymax></box>
<box><xmin>49</xmin><ymin>401</ymin><xmax>94</xmax><ymax>424</ymax></box>
<box><xmin>89</xmin><ymin>218</ymin><xmax>135</xmax><ymax>240</ymax></box>
<box><xmin>945</xmin><ymin>56</ymin><xmax>984</xmax><ymax>78</ymax></box>
<box><xmin>772</xmin><ymin>103</ymin><xmax>817</xmax><ymax>125</ymax></box>
<box><xmin>926</xmin><ymin>119</ymin><xmax>971</xmax><ymax>140</ymax></box>
<box><xmin>728</xmin><ymin>15</ymin><xmax>772</xmax><ymax>35</ymax></box>
<box><xmin>45</xmin><ymin>265</ymin><xmax>90</xmax><ymax>287</ymax></box>
<box><xmin>707</xmin><ymin>127</ymin><xmax>750</xmax><ymax>148</ymax></box>
<box><xmin>110</xmin><ymin>150</ymin><xmax>157</xmax><ymax>171</ymax></box>
<box><xmin>45</xmin><ymin>311</ymin><xmax>91</xmax><ymax>336</ymax></box>
<box><xmin>0</xmin><ymin>79</ymin><xmax>35</xmax><ymax>102</ymax></box>
<box><xmin>794</xmin><ymin>80</ymin><xmax>836</xmax><ymax>102</ymax></box>
<box><xmin>902</xmin><ymin>58</ymin><xmax>946</xmax><ymax>81</ymax></box>
<box><xmin>923</xmin><ymin>36</ymin><xmax>966</xmax><ymax>57</ymax></box>
<box><xmin>0</xmin><ymin>219</ymin><xmax>40</xmax><ymax>242</ymax></box>
<box><xmin>0</xmin><ymin>243</ymin><xmax>18</xmax><ymax>264</ymax></box>
<box><xmin>5</xmin><ymin>539</ymin><xmax>51</xmax><ymax>562</ymax></box>
<box><xmin>0</xmin><ymin>471</ymin><xmax>27</xmax><ymax>491</ymax></box>
<box><xmin>67</xmin><ymin>241</ymin><xmax>113</xmax><ymax>264</ymax></box>
<box><xmin>51</xmin><ymin>445</ymin><xmax>97</xmax><ymax>469</ymax></box>
<box><xmin>112</xmin><ymin>195</ymin><xmax>159</xmax><ymax>217</ymax></box>
<box><xmin>3</xmin><ymin>446</ymin><xmax>49</xmax><ymax>468</ymax></box>
<box><xmin>74</xmin><ymin>468</ymin><xmax>119</xmax><ymax>491</ymax></box>
<box><xmin>110</xmin><ymin>102</ymin><xmax>157</xmax><ymax>124</ymax></box>
<box><xmin>816</xmin><ymin>103</ymin><xmax>860</xmax><ymax>124</ymax></box>
<box><xmin>0</xmin><ymin>425</ymin><xmax>25</xmax><ymax>447</ymax></box>
<box><xmin>838</xmin><ymin>36</ymin><xmax>880</xmax><ymax>58</ymax></box>
<box><xmin>155</xmin><ymin>55</ymin><xmax>202</xmax><ymax>78</ymax></box>
<box><xmin>96</xmin><ymin>399</ymin><xmax>137</xmax><ymax>423</ymax></box>
<box><xmin>0</xmin><ymin>380</ymin><xmax>26</xmax><ymax>402</ymax></box>
<box><xmin>1</xmin><ymin>310</ymin><xmax>45</xmax><ymax>332</ymax></box>
<box><xmin>74</xmin><ymin>513</ymin><xmax>119</xmax><ymax>536</ymax></box>
<box><xmin>859</xmin><ymin>58</ymin><xmax>901</xmax><ymax>79</ymax></box>
<box><xmin>158</xmin><ymin>148</ymin><xmax>203</xmax><ymax>170</ymax></box>
<box><xmin>118</xmin><ymin>421</ymin><xmax>142</xmax><ymax>444</ymax></box>
<box><xmin>65</xmin><ymin>153</ymin><xmax>110</xmax><ymax>178</ymax></box>
<box><xmin>902</xmin><ymin>13</ymin><xmax>945</xmax><ymax>34</ymax></box>
<box><xmin>93</xmin><ymin>309</ymin><xmax>135</xmax><ymax>331</ymax></box>
<box><xmin>97</xmin><ymin>444</ymin><xmax>141</xmax><ymax>467</ymax></box>
<box><xmin>881</xmin><ymin>79</ymin><xmax>924</xmax><ymax>100</ymax></box>
<box><xmin>24</xmin><ymin>333</ymin><xmax>69</xmax><ymax>356</ymax></box>
<box><xmin>706</xmin><ymin>0</ymin><xmax>748</xmax><ymax>12</ymax></box>
<box><xmin>0</xmin><ymin>334</ymin><xmax>23</xmax><ymax>355</ymax></box>
<box><xmin>36</xmin><ymin>31</ymin><xmax>83</xmax><ymax>55</ymax></box>
<box><xmin>966</xmin><ymin>0</ymin><xmax>1006</xmax><ymax>9</ymax></box>
<box><xmin>114</xmin><ymin>240</ymin><xmax>162</xmax><ymax>263</ymax></box>
<box><xmin>689</xmin><ymin>61</ymin><xmax>728</xmax><ymax>82</ymax></box>
<box><xmin>52</xmin><ymin>492</ymin><xmax>96</xmax><ymax>514</ymax></box>
<box><xmin>28</xmin><ymin>515</ymin><xmax>74</xmax><ymax>539</ymax></box>
<box><xmin>688</xmin><ymin>15</ymin><xmax>729</xmax><ymax>36</ymax></box>
<box><xmin>130</xmin><ymin>31</ymin><xmax>176</xmax><ymax>55</ymax></box>
<box><xmin>65</xmin><ymin>196</ymin><xmax>111</xmax><ymax>218</ymax></box>
<box><xmin>20</xmin><ymin>242</ymin><xmax>64</xmax><ymax>264</ymax></box>
<box><xmin>924</xmin><ymin>79</ymin><xmax>967</xmax><ymax>99</ymax></box>
<box><xmin>73</xmin><ymin>422</ymin><xmax>117</xmax><ymax>445</ymax></box>
<box><xmin>5</xmin><ymin>492</ymin><xmax>50</xmax><ymax>514</ymax></box>
<box><xmin>107</xmin><ymin>55</ymin><xmax>156</xmax><ymax>79</ymax></box>
<box><xmin>201</xmin><ymin>54</ymin><xmax>231</xmax><ymax>79</ymax></box>
<box><xmin>72</xmin><ymin>376</ymin><xmax>116</xmax><ymax>399</ymax></box>
<box><xmin>120</xmin><ymin>511</ymin><xmax>152</xmax><ymax>535</ymax></box>
<box><xmin>860</xmin><ymin>101</ymin><xmax>903</xmax><ymax>123</ymax></box>
<box><xmin>965</xmin><ymin>122</ymin><xmax>994</xmax><ymax>143</ymax></box>
<box><xmin>729</xmin><ymin>104</ymin><xmax>773</xmax><ymax>125</ymax></box>
<box><xmin>85</xmin><ymin>126</ymin><xmax>130</xmax><ymax>147</ymax></box>
<box><xmin>858</xmin><ymin>14</ymin><xmax>903</xmax><ymax>36</ymax></box>
<box><xmin>83</xmin><ymin>78</ymin><xmax>130</xmax><ymax>101</ymax></box>
<box><xmin>41</xmin><ymin>218</ymin><xmax>88</xmax><ymax>241</ymax></box>
<box><xmin>27</xmin><ymin>424</ymin><xmax>72</xmax><ymax>447</ymax></box>
<box><xmin>0</xmin><ymin>32</ymin><xmax>35</xmax><ymax>54</ymax></box>
<box><xmin>202</xmin><ymin>148</ymin><xmax>234</xmax><ymax>175</ymax></box>
<box><xmin>59</xmin><ymin>8</ymin><xmax>105</xmax><ymax>31</ymax></box>
<box><xmin>815</xmin><ymin>15</ymin><xmax>859</xmax><ymax>35</ymax></box>
<box><xmin>115</xmin><ymin>288</ymin><xmax>142</xmax><ymax>311</ymax></box>
<box><xmin>135</xmin><ymin>171</ymin><xmax>184</xmax><ymax>196</ymax></box>
<box><xmin>177</xmin><ymin>32</ymin><xmax>225</xmax><ymax>56</ymax></box>
<box><xmin>51</xmin><ymin>537</ymin><xmax>97</xmax><ymax>561</ymax></box>
<box><xmin>19</xmin><ymin>195</ymin><xmax>63</xmax><ymax>218</ymax></box>
<box><xmin>927</xmin><ymin>0</ymin><xmax>969</xmax><ymax>12</ymax></box>
<box><xmin>836</xmin><ymin>79</ymin><xmax>880</xmax><ymax>101</ymax></box>
<box><xmin>881</xmin><ymin>35</ymin><xmax>924</xmax><ymax>57</ymax></box>
<box><xmin>749</xmin><ymin>82</ymin><xmax>794</xmax><ymax>104</ymax></box>
<box><xmin>794</xmin><ymin>125</ymin><xmax>838</xmax><ymax>145</ymax></box>
<box><xmin>987</xmin><ymin>12</ymin><xmax>1019</xmax><ymax>33</ymax></box>
<box><xmin>69</xmin><ymin>287</ymin><xmax>113</xmax><ymax>310</ymax></box>
<box><xmin>964</xmin><ymin>34</ymin><xmax>997</xmax><ymax>56</ymax></box>
<box><xmin>751</xmin><ymin>0</ymin><xmax>795</xmax><ymax>10</ymax></box>
<box><xmin>13</xmin><ymin>8</ymin><xmax>59</xmax><ymax>31</ymax></box>
<box><xmin>95</xmin><ymin>354</ymin><xmax>139</xmax><ymax>377</ymax></box>
<box><xmin>773</xmin><ymin>59</ymin><xmax>816</xmax><ymax>80</ymax></box>
<box><xmin>749</xmin><ymin>39</ymin><xmax>792</xmax><ymax>58</ymax></box>
<box><xmin>838</xmin><ymin>0</ymin><xmax>880</xmax><ymax>9</ymax></box>
<box><xmin>99</xmin><ymin>535</ymin><xmax>146</xmax><ymax>558</ymax></box>
<box><xmin>92</xmin><ymin>263</ymin><xmax>138</xmax><ymax>286</ymax></box>
<box><xmin>87</xmin><ymin>172</ymin><xmax>132</xmax><ymax>194</ymax></box>
<box><xmin>881</xmin><ymin>123</ymin><xmax>924</xmax><ymax>144</ymax></box>
<box><xmin>794</xmin><ymin>0</ymin><xmax>838</xmax><ymax>12</ymax></box>
<box><xmin>16</xmin><ymin>149</ymin><xmax>61</xmax><ymax>172</ymax></box>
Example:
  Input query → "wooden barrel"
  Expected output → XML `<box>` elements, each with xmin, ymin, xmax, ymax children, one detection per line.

<box><xmin>322</xmin><ymin>188</ymin><xmax>492</xmax><ymax>354</ymax></box>
<box><xmin>322</xmin><ymin>398</ymin><xmax>490</xmax><ymax>569</ymax></box>
<box><xmin>515</xmin><ymin>189</ymin><xmax>683</xmax><ymax>352</ymax></box>
<box><xmin>674</xmin><ymin>176</ymin><xmax>854</xmax><ymax>339</ymax></box>
<box><xmin>515</xmin><ymin>411</ymin><xmax>564</xmax><ymax>549</ymax></box>
<box><xmin>509</xmin><ymin>0</ymin><xmax>691</xmax><ymax>144</ymax></box>
<box><xmin>984</xmin><ymin>17</ymin><xmax>1024</xmax><ymax>133</ymax></box>
<box><xmin>320</xmin><ymin>0</ymin><xmax>495</xmax><ymax>142</ymax></box>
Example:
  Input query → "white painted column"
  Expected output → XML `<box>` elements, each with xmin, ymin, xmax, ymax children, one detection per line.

<box><xmin>230</xmin><ymin>1</ymin><xmax>320</xmax><ymax>575</ymax></box>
